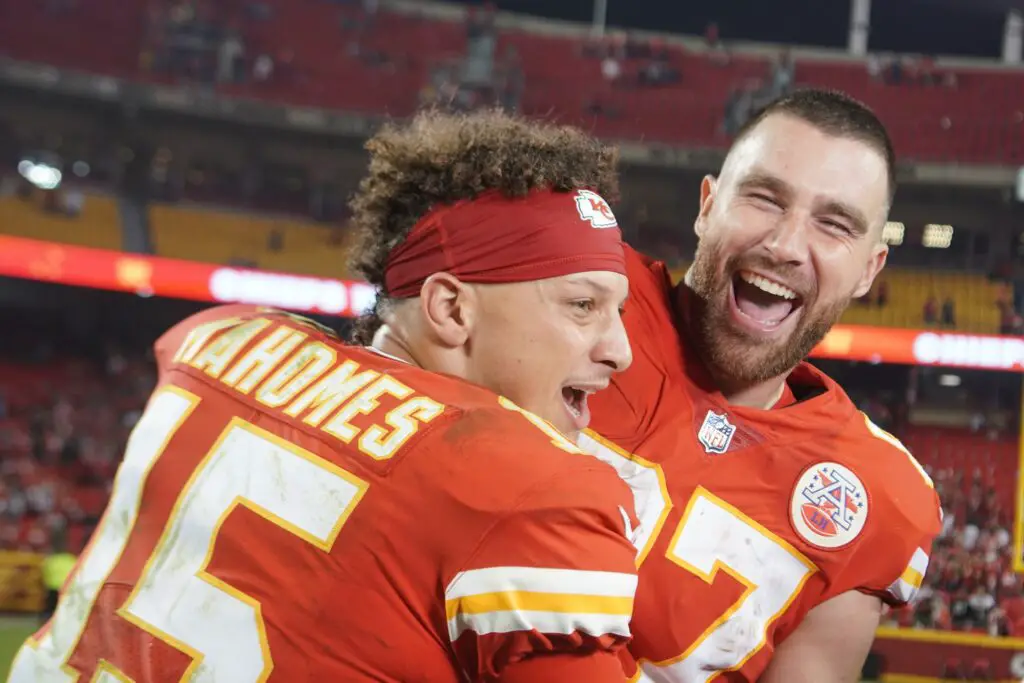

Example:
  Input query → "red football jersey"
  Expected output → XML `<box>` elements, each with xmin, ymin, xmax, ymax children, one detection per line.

<box><xmin>582</xmin><ymin>247</ymin><xmax>942</xmax><ymax>682</ymax></box>
<box><xmin>10</xmin><ymin>305</ymin><xmax>639</xmax><ymax>683</ymax></box>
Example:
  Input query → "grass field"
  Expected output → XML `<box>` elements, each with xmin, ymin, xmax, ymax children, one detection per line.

<box><xmin>0</xmin><ymin>616</ymin><xmax>35</xmax><ymax>681</ymax></box>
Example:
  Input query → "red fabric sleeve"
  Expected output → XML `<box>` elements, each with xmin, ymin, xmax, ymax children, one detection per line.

<box><xmin>499</xmin><ymin>650</ymin><xmax>627</xmax><ymax>683</ymax></box>
<box><xmin>446</xmin><ymin>464</ymin><xmax>639</xmax><ymax>683</ymax></box>
<box><xmin>853</xmin><ymin>485</ymin><xmax>941</xmax><ymax>608</ymax></box>
<box><xmin>829</xmin><ymin>423</ymin><xmax>942</xmax><ymax>608</ymax></box>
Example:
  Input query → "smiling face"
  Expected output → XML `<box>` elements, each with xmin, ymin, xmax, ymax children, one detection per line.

<box><xmin>687</xmin><ymin>113</ymin><xmax>891</xmax><ymax>387</ymax></box>
<box><xmin>466</xmin><ymin>271</ymin><xmax>632</xmax><ymax>440</ymax></box>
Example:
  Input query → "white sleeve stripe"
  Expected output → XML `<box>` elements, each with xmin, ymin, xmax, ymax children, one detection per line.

<box><xmin>887</xmin><ymin>577</ymin><xmax>918</xmax><ymax>604</ymax></box>
<box><xmin>445</xmin><ymin>566</ymin><xmax>638</xmax><ymax>600</ymax></box>
<box><xmin>447</xmin><ymin>609</ymin><xmax>631</xmax><ymax>641</ymax></box>
<box><xmin>887</xmin><ymin>548</ymin><xmax>932</xmax><ymax>604</ymax></box>
<box><xmin>909</xmin><ymin>546</ymin><xmax>929</xmax><ymax>574</ymax></box>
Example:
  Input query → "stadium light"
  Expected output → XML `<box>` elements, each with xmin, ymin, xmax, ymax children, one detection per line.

<box><xmin>17</xmin><ymin>159</ymin><xmax>62</xmax><ymax>190</ymax></box>
<box><xmin>882</xmin><ymin>221</ymin><xmax>905</xmax><ymax>246</ymax></box>
<box><xmin>922</xmin><ymin>223</ymin><xmax>954</xmax><ymax>249</ymax></box>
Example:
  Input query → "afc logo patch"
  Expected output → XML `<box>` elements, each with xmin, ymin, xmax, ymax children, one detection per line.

<box><xmin>697</xmin><ymin>410</ymin><xmax>736</xmax><ymax>455</ymax></box>
<box><xmin>790</xmin><ymin>461</ymin><xmax>868</xmax><ymax>550</ymax></box>
<box><xmin>574</xmin><ymin>189</ymin><xmax>618</xmax><ymax>229</ymax></box>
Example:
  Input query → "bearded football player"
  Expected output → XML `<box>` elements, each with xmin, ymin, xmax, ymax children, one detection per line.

<box><xmin>10</xmin><ymin>110</ymin><xmax>639</xmax><ymax>683</ymax></box>
<box><xmin>583</xmin><ymin>89</ymin><xmax>941</xmax><ymax>682</ymax></box>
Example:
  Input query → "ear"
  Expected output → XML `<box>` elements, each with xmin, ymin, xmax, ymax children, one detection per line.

<box><xmin>694</xmin><ymin>175</ymin><xmax>717</xmax><ymax>239</ymax></box>
<box><xmin>419</xmin><ymin>272</ymin><xmax>475</xmax><ymax>347</ymax></box>
<box><xmin>852</xmin><ymin>241</ymin><xmax>889</xmax><ymax>299</ymax></box>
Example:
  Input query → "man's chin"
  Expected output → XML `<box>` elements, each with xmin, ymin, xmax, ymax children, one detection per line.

<box><xmin>702</xmin><ymin>318</ymin><xmax>809</xmax><ymax>386</ymax></box>
<box><xmin>707</xmin><ymin>344</ymin><xmax>783</xmax><ymax>387</ymax></box>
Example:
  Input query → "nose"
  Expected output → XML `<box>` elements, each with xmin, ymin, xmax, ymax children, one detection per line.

<box><xmin>594</xmin><ymin>311</ymin><xmax>633</xmax><ymax>373</ymax></box>
<box><xmin>764</xmin><ymin>210</ymin><xmax>810</xmax><ymax>266</ymax></box>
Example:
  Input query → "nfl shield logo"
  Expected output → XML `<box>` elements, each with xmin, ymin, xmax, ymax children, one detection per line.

<box><xmin>697</xmin><ymin>410</ymin><xmax>736</xmax><ymax>454</ymax></box>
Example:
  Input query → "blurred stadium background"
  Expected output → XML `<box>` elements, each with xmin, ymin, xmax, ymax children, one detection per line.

<box><xmin>1</xmin><ymin>0</ymin><xmax>1024</xmax><ymax>680</ymax></box>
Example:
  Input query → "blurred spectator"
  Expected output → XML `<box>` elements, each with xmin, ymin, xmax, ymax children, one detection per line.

<box><xmin>723</xmin><ymin>86</ymin><xmax>754</xmax><ymax>136</ymax></box>
<box><xmin>923</xmin><ymin>295</ymin><xmax>938</xmax><ymax>325</ymax></box>
<box><xmin>585</xmin><ymin>97</ymin><xmax>622</xmax><ymax>120</ymax></box>
<box><xmin>704</xmin><ymin>22</ymin><xmax>720</xmax><ymax>49</ymax></box>
<box><xmin>267</xmin><ymin>227</ymin><xmax>283</xmax><ymax>252</ymax></box>
<box><xmin>941</xmin><ymin>296</ymin><xmax>956</xmax><ymax>327</ymax></box>
<box><xmin>919</xmin><ymin>56</ymin><xmax>938</xmax><ymax>86</ymax></box>
<box><xmin>602</xmin><ymin>54</ymin><xmax>622</xmax><ymax>83</ymax></box>
<box><xmin>969</xmin><ymin>585</ymin><xmax>997</xmax><ymax>625</ymax></box>
<box><xmin>886</xmin><ymin>56</ymin><xmax>907</xmax><ymax>85</ymax></box>
<box><xmin>363</xmin><ymin>0</ymin><xmax>378</xmax><ymax>24</ymax></box>
<box><xmin>876</xmin><ymin>280</ymin><xmax>889</xmax><ymax>307</ymax></box>
<box><xmin>866</xmin><ymin>53</ymin><xmax>884</xmax><ymax>82</ymax></box>
<box><xmin>496</xmin><ymin>46</ymin><xmax>524</xmax><ymax>111</ymax></box>
<box><xmin>769</xmin><ymin>49</ymin><xmax>795</xmax><ymax>96</ymax></box>
<box><xmin>40</xmin><ymin>531</ymin><xmax>76</xmax><ymax>623</ymax></box>
<box><xmin>61</xmin><ymin>186</ymin><xmax>85</xmax><ymax>217</ymax></box>
<box><xmin>253</xmin><ymin>53</ymin><xmax>274</xmax><ymax>82</ymax></box>
<box><xmin>998</xmin><ymin>300</ymin><xmax>1022</xmax><ymax>335</ymax></box>
<box><xmin>464</xmin><ymin>3</ymin><xmax>497</xmax><ymax>86</ymax></box>
<box><xmin>639</xmin><ymin>56</ymin><xmax>680</xmax><ymax>87</ymax></box>
<box><xmin>217</xmin><ymin>31</ymin><xmax>245</xmax><ymax>83</ymax></box>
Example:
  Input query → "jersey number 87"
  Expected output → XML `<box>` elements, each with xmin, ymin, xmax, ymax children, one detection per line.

<box><xmin>579</xmin><ymin>432</ymin><xmax>817</xmax><ymax>683</ymax></box>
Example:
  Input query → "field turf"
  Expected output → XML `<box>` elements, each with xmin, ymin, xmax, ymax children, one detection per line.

<box><xmin>0</xmin><ymin>616</ymin><xmax>35</xmax><ymax>681</ymax></box>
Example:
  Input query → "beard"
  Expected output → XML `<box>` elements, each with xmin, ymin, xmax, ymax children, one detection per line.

<box><xmin>686</xmin><ymin>239</ymin><xmax>852</xmax><ymax>387</ymax></box>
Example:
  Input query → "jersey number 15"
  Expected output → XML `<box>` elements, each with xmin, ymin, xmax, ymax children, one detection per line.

<box><xmin>11</xmin><ymin>386</ymin><xmax>368</xmax><ymax>683</ymax></box>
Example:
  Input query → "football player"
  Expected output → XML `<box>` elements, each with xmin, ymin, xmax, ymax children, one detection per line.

<box><xmin>9</xmin><ymin>111</ymin><xmax>639</xmax><ymax>683</ymax></box>
<box><xmin>583</xmin><ymin>89</ymin><xmax>942</xmax><ymax>682</ymax></box>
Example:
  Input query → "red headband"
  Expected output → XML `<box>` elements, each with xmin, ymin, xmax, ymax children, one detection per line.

<box><xmin>383</xmin><ymin>188</ymin><xmax>626</xmax><ymax>298</ymax></box>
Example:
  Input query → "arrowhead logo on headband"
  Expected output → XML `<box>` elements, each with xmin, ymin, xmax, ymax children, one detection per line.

<box><xmin>383</xmin><ymin>188</ymin><xmax>627</xmax><ymax>298</ymax></box>
<box><xmin>574</xmin><ymin>189</ymin><xmax>619</xmax><ymax>229</ymax></box>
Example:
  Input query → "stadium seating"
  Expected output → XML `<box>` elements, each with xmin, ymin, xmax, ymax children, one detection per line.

<box><xmin>0</xmin><ymin>355</ymin><xmax>152</xmax><ymax>554</ymax></box>
<box><xmin>0</xmin><ymin>192</ymin><xmax>123</xmax><ymax>251</ymax></box>
<box><xmin>904</xmin><ymin>425</ymin><xmax>1017</xmax><ymax>515</ymax></box>
<box><xmin>149</xmin><ymin>202</ymin><xmax>351</xmax><ymax>277</ymax></box>
<box><xmin>842</xmin><ymin>270</ymin><xmax>1004</xmax><ymax>334</ymax></box>
<box><xmin>2</xmin><ymin>0</ymin><xmax>1023</xmax><ymax>164</ymax></box>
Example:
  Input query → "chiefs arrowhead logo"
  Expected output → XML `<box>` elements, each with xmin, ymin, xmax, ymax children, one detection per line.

<box><xmin>574</xmin><ymin>189</ymin><xmax>618</xmax><ymax>229</ymax></box>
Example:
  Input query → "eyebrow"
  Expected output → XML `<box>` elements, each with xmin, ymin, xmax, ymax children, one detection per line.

<box><xmin>818</xmin><ymin>199</ymin><xmax>870</xmax><ymax>236</ymax></box>
<box><xmin>563</xmin><ymin>275</ymin><xmax>629</xmax><ymax>306</ymax></box>
<box><xmin>736</xmin><ymin>169</ymin><xmax>871</xmax><ymax>236</ymax></box>
<box><xmin>736</xmin><ymin>170</ymin><xmax>791</xmax><ymax>198</ymax></box>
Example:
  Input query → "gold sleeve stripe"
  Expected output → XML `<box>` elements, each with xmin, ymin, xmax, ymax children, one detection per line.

<box><xmin>447</xmin><ymin>610</ymin><xmax>632</xmax><ymax>641</ymax></box>
<box><xmin>899</xmin><ymin>565</ymin><xmax>924</xmax><ymax>590</ymax></box>
<box><xmin>887</xmin><ymin>547</ymin><xmax>931</xmax><ymax>604</ymax></box>
<box><xmin>444</xmin><ymin>566</ymin><xmax>637</xmax><ymax>641</ymax></box>
<box><xmin>445</xmin><ymin>590</ymin><xmax>633</xmax><ymax>620</ymax></box>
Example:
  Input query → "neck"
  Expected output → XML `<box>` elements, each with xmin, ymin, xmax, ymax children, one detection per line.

<box><xmin>370</xmin><ymin>324</ymin><xmax>420</xmax><ymax>367</ymax></box>
<box><xmin>717</xmin><ymin>371</ymin><xmax>789</xmax><ymax>410</ymax></box>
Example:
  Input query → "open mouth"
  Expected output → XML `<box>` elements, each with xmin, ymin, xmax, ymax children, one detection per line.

<box><xmin>561</xmin><ymin>385</ymin><xmax>592</xmax><ymax>431</ymax></box>
<box><xmin>730</xmin><ymin>270</ymin><xmax>803</xmax><ymax>331</ymax></box>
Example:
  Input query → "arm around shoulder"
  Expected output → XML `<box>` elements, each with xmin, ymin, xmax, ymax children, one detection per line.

<box><xmin>760</xmin><ymin>590</ymin><xmax>882</xmax><ymax>683</ymax></box>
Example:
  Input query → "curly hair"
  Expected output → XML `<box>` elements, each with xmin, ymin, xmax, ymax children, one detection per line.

<box><xmin>346</xmin><ymin>108</ymin><xmax>621</xmax><ymax>344</ymax></box>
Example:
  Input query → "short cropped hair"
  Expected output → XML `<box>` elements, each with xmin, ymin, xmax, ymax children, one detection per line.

<box><xmin>734</xmin><ymin>88</ymin><xmax>896</xmax><ymax>205</ymax></box>
<box><xmin>347</xmin><ymin>108</ymin><xmax>620</xmax><ymax>344</ymax></box>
